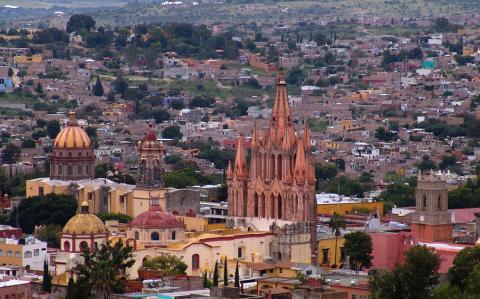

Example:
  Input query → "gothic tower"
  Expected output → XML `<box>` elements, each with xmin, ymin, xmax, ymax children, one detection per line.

<box><xmin>227</xmin><ymin>75</ymin><xmax>316</xmax><ymax>223</ymax></box>
<box><xmin>137</xmin><ymin>123</ymin><xmax>164</xmax><ymax>187</ymax></box>
<box><xmin>411</xmin><ymin>172</ymin><xmax>452</xmax><ymax>242</ymax></box>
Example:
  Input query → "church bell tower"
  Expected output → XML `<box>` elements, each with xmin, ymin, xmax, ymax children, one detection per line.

<box><xmin>411</xmin><ymin>172</ymin><xmax>452</xmax><ymax>242</ymax></box>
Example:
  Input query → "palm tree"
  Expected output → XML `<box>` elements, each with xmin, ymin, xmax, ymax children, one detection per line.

<box><xmin>329</xmin><ymin>212</ymin><xmax>346</xmax><ymax>268</ymax></box>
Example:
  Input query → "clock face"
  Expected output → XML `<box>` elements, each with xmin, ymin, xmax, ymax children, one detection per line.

<box><xmin>420</xmin><ymin>215</ymin><xmax>425</xmax><ymax>222</ymax></box>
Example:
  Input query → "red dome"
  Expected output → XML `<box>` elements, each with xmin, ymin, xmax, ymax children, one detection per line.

<box><xmin>130</xmin><ymin>205</ymin><xmax>185</xmax><ymax>229</ymax></box>
<box><xmin>145</xmin><ymin>130</ymin><xmax>157</xmax><ymax>141</ymax></box>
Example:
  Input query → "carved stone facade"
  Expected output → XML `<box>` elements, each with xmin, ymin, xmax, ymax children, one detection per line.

<box><xmin>227</xmin><ymin>76</ymin><xmax>316</xmax><ymax>223</ymax></box>
<box><xmin>137</xmin><ymin>123</ymin><xmax>164</xmax><ymax>187</ymax></box>
<box><xmin>227</xmin><ymin>75</ymin><xmax>317</xmax><ymax>264</ymax></box>
<box><xmin>411</xmin><ymin>172</ymin><xmax>452</xmax><ymax>242</ymax></box>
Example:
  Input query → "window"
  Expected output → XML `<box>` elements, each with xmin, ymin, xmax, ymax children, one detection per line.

<box><xmin>171</xmin><ymin>231</ymin><xmax>176</xmax><ymax>240</ymax></box>
<box><xmin>59</xmin><ymin>165</ymin><xmax>63</xmax><ymax>174</ymax></box>
<box><xmin>322</xmin><ymin>248</ymin><xmax>329</xmax><ymax>265</ymax></box>
<box><xmin>422</xmin><ymin>194</ymin><xmax>427</xmax><ymax>210</ymax></box>
<box><xmin>7</xmin><ymin>251</ymin><xmax>12</xmax><ymax>257</ymax></box>
<box><xmin>39</xmin><ymin>187</ymin><xmax>44</xmax><ymax>196</ymax></box>
<box><xmin>15</xmin><ymin>251</ymin><xmax>20</xmax><ymax>258</ymax></box>
<box><xmin>78</xmin><ymin>165</ymin><xmax>82</xmax><ymax>175</ymax></box>
<box><xmin>34</xmin><ymin>249</ymin><xmax>39</xmax><ymax>256</ymax></box>
<box><xmin>151</xmin><ymin>232</ymin><xmax>160</xmax><ymax>241</ymax></box>
<box><xmin>134</xmin><ymin>231</ymin><xmax>139</xmax><ymax>240</ymax></box>
<box><xmin>238</xmin><ymin>247</ymin><xmax>244</xmax><ymax>258</ymax></box>
<box><xmin>352</xmin><ymin>295</ymin><xmax>356</xmax><ymax>299</ymax></box>
<box><xmin>67</xmin><ymin>166</ymin><xmax>73</xmax><ymax>175</ymax></box>
<box><xmin>192</xmin><ymin>254</ymin><xmax>200</xmax><ymax>270</ymax></box>
<box><xmin>438</xmin><ymin>195</ymin><xmax>441</xmax><ymax>210</ymax></box>
<box><xmin>80</xmin><ymin>241</ymin><xmax>88</xmax><ymax>251</ymax></box>
<box><xmin>24</xmin><ymin>251</ymin><xmax>32</xmax><ymax>258</ymax></box>
<box><xmin>340</xmin><ymin>247</ymin><xmax>346</xmax><ymax>262</ymax></box>
<box><xmin>0</xmin><ymin>250</ymin><xmax>3</xmax><ymax>256</ymax></box>
<box><xmin>63</xmin><ymin>241</ymin><xmax>70</xmax><ymax>252</ymax></box>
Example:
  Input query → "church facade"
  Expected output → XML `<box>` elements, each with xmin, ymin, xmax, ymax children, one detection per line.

<box><xmin>227</xmin><ymin>76</ymin><xmax>316</xmax><ymax>224</ymax></box>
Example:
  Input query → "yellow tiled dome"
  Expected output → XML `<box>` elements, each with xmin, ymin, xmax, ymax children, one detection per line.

<box><xmin>62</xmin><ymin>213</ymin><xmax>107</xmax><ymax>235</ymax></box>
<box><xmin>53</xmin><ymin>111</ymin><xmax>91</xmax><ymax>149</ymax></box>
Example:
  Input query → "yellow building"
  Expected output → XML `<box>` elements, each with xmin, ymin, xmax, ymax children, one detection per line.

<box><xmin>26</xmin><ymin>177</ymin><xmax>139</xmax><ymax>216</ymax></box>
<box><xmin>0</xmin><ymin>237</ymin><xmax>48</xmax><ymax>271</ymax></box>
<box><xmin>463</xmin><ymin>46</ymin><xmax>476</xmax><ymax>56</ymax></box>
<box><xmin>318</xmin><ymin>140</ymin><xmax>340</xmax><ymax>149</ymax></box>
<box><xmin>14</xmin><ymin>54</ymin><xmax>42</xmax><ymax>64</ymax></box>
<box><xmin>318</xmin><ymin>236</ymin><xmax>345</xmax><ymax>268</ymax></box>
<box><xmin>128</xmin><ymin>230</ymin><xmax>275</xmax><ymax>279</ymax></box>
<box><xmin>316</xmin><ymin>194</ymin><xmax>384</xmax><ymax>217</ymax></box>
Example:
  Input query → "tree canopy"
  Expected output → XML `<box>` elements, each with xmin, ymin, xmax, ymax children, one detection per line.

<box><xmin>142</xmin><ymin>254</ymin><xmax>187</xmax><ymax>276</ymax></box>
<box><xmin>10</xmin><ymin>193</ymin><xmax>77</xmax><ymax>233</ymax></box>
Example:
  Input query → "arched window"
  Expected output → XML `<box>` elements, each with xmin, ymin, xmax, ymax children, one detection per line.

<box><xmin>270</xmin><ymin>194</ymin><xmax>275</xmax><ymax>218</ymax></box>
<box><xmin>63</xmin><ymin>241</ymin><xmax>70</xmax><ymax>251</ymax></box>
<box><xmin>151</xmin><ymin>232</ymin><xmax>160</xmax><ymax>241</ymax></box>
<box><xmin>79</xmin><ymin>241</ymin><xmax>88</xmax><ymax>251</ymax></box>
<box><xmin>134</xmin><ymin>231</ymin><xmax>139</xmax><ymax>240</ymax></box>
<box><xmin>254</xmin><ymin>193</ymin><xmax>259</xmax><ymax>217</ymax></box>
<box><xmin>437</xmin><ymin>195</ymin><xmax>441</xmax><ymax>210</ymax></box>
<box><xmin>78</xmin><ymin>165</ymin><xmax>82</xmax><ymax>175</ymax></box>
<box><xmin>422</xmin><ymin>194</ymin><xmax>427</xmax><ymax>210</ymax></box>
<box><xmin>192</xmin><ymin>254</ymin><xmax>200</xmax><ymax>270</ymax></box>
<box><xmin>171</xmin><ymin>231</ymin><xmax>176</xmax><ymax>240</ymax></box>
<box><xmin>277</xmin><ymin>154</ymin><xmax>282</xmax><ymax>180</ymax></box>
<box><xmin>277</xmin><ymin>195</ymin><xmax>282</xmax><ymax>219</ymax></box>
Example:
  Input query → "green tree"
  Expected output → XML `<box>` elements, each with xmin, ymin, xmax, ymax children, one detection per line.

<box><xmin>35</xmin><ymin>83</ymin><xmax>44</xmax><ymax>94</ymax></box>
<box><xmin>213</xmin><ymin>261</ymin><xmax>219</xmax><ymax>287</ymax></box>
<box><xmin>93</xmin><ymin>76</ymin><xmax>104</xmax><ymax>97</ymax></box>
<box><xmin>35</xmin><ymin>224</ymin><xmax>62</xmax><ymax>248</ymax></box>
<box><xmin>223</xmin><ymin>257</ymin><xmax>228</xmax><ymax>286</ymax></box>
<box><xmin>370</xmin><ymin>245</ymin><xmax>440</xmax><ymax>299</ymax></box>
<box><xmin>344</xmin><ymin>231</ymin><xmax>373</xmax><ymax>273</ymax></box>
<box><xmin>203</xmin><ymin>271</ymin><xmax>209</xmax><ymax>288</ymax></box>
<box><xmin>72</xmin><ymin>239</ymin><xmax>134</xmax><ymax>298</ymax></box>
<box><xmin>112</xmin><ymin>76</ymin><xmax>128</xmax><ymax>96</ymax></box>
<box><xmin>66</xmin><ymin>14</ymin><xmax>96</xmax><ymax>33</ymax></box>
<box><xmin>42</xmin><ymin>260</ymin><xmax>52</xmax><ymax>293</ymax></box>
<box><xmin>96</xmin><ymin>212</ymin><xmax>132</xmax><ymax>224</ymax></box>
<box><xmin>10</xmin><ymin>193</ymin><xmax>77</xmax><ymax>233</ymax></box>
<box><xmin>21</xmin><ymin>138</ymin><xmax>36</xmax><ymax>148</ymax></box>
<box><xmin>65</xmin><ymin>277</ymin><xmax>75</xmax><ymax>299</ymax></box>
<box><xmin>162</xmin><ymin>125</ymin><xmax>183</xmax><ymax>139</ymax></box>
<box><xmin>234</xmin><ymin>261</ymin><xmax>240</xmax><ymax>287</ymax></box>
<box><xmin>374</xmin><ymin>127</ymin><xmax>397</xmax><ymax>142</ymax></box>
<box><xmin>432</xmin><ymin>284</ymin><xmax>462</xmax><ymax>299</ymax></box>
<box><xmin>329</xmin><ymin>213</ymin><xmax>346</xmax><ymax>268</ymax></box>
<box><xmin>46</xmin><ymin>120</ymin><xmax>61</xmax><ymax>139</ymax></box>
<box><xmin>2</xmin><ymin>143</ymin><xmax>20</xmax><ymax>164</ymax></box>
<box><xmin>417</xmin><ymin>155</ymin><xmax>437</xmax><ymax>171</ymax></box>
<box><xmin>448</xmin><ymin>246</ymin><xmax>480</xmax><ymax>291</ymax></box>
<box><xmin>142</xmin><ymin>254</ymin><xmax>187</xmax><ymax>276</ymax></box>
<box><xmin>95</xmin><ymin>163</ymin><xmax>109</xmax><ymax>178</ymax></box>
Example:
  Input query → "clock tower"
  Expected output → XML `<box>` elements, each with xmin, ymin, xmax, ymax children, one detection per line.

<box><xmin>411</xmin><ymin>172</ymin><xmax>452</xmax><ymax>242</ymax></box>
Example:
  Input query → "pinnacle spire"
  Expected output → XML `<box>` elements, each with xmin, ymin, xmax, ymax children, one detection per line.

<box><xmin>294</xmin><ymin>135</ymin><xmax>307</xmax><ymax>185</ymax></box>
<box><xmin>233</xmin><ymin>135</ymin><xmax>247</xmax><ymax>179</ymax></box>
<box><xmin>252</xmin><ymin>121</ymin><xmax>260</xmax><ymax>149</ymax></box>
<box><xmin>227</xmin><ymin>160</ymin><xmax>233</xmax><ymax>179</ymax></box>
<box><xmin>303</xmin><ymin>121</ymin><xmax>311</xmax><ymax>151</ymax></box>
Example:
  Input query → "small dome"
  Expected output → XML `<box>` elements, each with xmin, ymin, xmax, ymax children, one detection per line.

<box><xmin>62</xmin><ymin>214</ymin><xmax>107</xmax><ymax>235</ymax></box>
<box><xmin>130</xmin><ymin>205</ymin><xmax>185</xmax><ymax>229</ymax></box>
<box><xmin>81</xmin><ymin>200</ymin><xmax>89</xmax><ymax>207</ymax></box>
<box><xmin>53</xmin><ymin>112</ymin><xmax>91</xmax><ymax>149</ymax></box>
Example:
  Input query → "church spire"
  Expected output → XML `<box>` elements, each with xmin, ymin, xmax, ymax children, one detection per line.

<box><xmin>303</xmin><ymin>121</ymin><xmax>311</xmax><ymax>151</ymax></box>
<box><xmin>233</xmin><ymin>135</ymin><xmax>247</xmax><ymax>179</ymax></box>
<box><xmin>269</xmin><ymin>73</ymin><xmax>293</xmax><ymax>148</ymax></box>
<box><xmin>294</xmin><ymin>135</ymin><xmax>307</xmax><ymax>185</ymax></box>
<box><xmin>252</xmin><ymin>121</ymin><xmax>260</xmax><ymax>149</ymax></box>
<box><xmin>227</xmin><ymin>160</ymin><xmax>233</xmax><ymax>179</ymax></box>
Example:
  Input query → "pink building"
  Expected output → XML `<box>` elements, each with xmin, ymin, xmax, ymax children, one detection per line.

<box><xmin>371</xmin><ymin>231</ymin><xmax>416</xmax><ymax>270</ymax></box>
